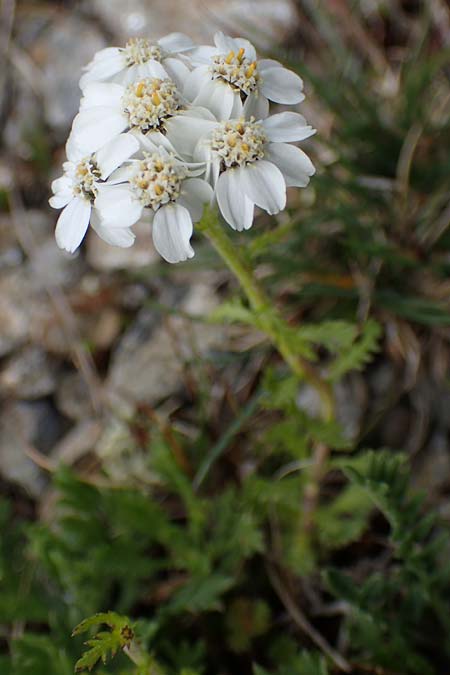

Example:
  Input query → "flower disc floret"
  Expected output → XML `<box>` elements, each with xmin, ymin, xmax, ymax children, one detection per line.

<box><xmin>129</xmin><ymin>152</ymin><xmax>187</xmax><ymax>209</ymax></box>
<box><xmin>123</xmin><ymin>38</ymin><xmax>162</xmax><ymax>66</ymax></box>
<box><xmin>122</xmin><ymin>78</ymin><xmax>182</xmax><ymax>134</ymax></box>
<box><xmin>211</xmin><ymin>48</ymin><xmax>259</xmax><ymax>95</ymax></box>
<box><xmin>73</xmin><ymin>158</ymin><xmax>101</xmax><ymax>201</ymax></box>
<box><xmin>210</xmin><ymin>118</ymin><xmax>267</xmax><ymax>168</ymax></box>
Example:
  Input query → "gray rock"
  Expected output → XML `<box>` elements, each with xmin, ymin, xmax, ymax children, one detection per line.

<box><xmin>0</xmin><ymin>401</ymin><xmax>65</xmax><ymax>496</ymax></box>
<box><xmin>107</xmin><ymin>281</ymin><xmax>227</xmax><ymax>403</ymax></box>
<box><xmin>30</xmin><ymin>237</ymin><xmax>85</xmax><ymax>290</ymax></box>
<box><xmin>334</xmin><ymin>374</ymin><xmax>367</xmax><ymax>442</ymax></box>
<box><xmin>56</xmin><ymin>371</ymin><xmax>96</xmax><ymax>421</ymax></box>
<box><xmin>0</xmin><ymin>346</ymin><xmax>59</xmax><ymax>399</ymax></box>
<box><xmin>413</xmin><ymin>432</ymin><xmax>450</xmax><ymax>493</ymax></box>
<box><xmin>0</xmin><ymin>271</ymin><xmax>38</xmax><ymax>357</ymax></box>
<box><xmin>91</xmin><ymin>0</ymin><xmax>298</xmax><ymax>46</ymax></box>
<box><xmin>36</xmin><ymin>15</ymin><xmax>106</xmax><ymax>130</ymax></box>
<box><xmin>86</xmin><ymin>221</ymin><xmax>159</xmax><ymax>271</ymax></box>
<box><xmin>51</xmin><ymin>420</ymin><xmax>103</xmax><ymax>465</ymax></box>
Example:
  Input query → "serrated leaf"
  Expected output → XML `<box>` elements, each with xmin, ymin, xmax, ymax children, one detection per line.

<box><xmin>73</xmin><ymin>613</ymin><xmax>134</xmax><ymax>673</ymax></box>
<box><xmin>328</xmin><ymin>319</ymin><xmax>382</xmax><ymax>381</ymax></box>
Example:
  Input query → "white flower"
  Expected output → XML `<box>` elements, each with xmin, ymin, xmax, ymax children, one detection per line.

<box><xmin>95</xmin><ymin>146</ymin><xmax>213</xmax><ymax>263</ymax></box>
<box><xmin>79</xmin><ymin>33</ymin><xmax>195</xmax><ymax>90</ymax></box>
<box><xmin>71</xmin><ymin>77</ymin><xmax>215</xmax><ymax>158</ymax></box>
<box><xmin>49</xmin><ymin>133</ymin><xmax>139</xmax><ymax>252</ymax></box>
<box><xmin>184</xmin><ymin>32</ymin><xmax>305</xmax><ymax>121</ymax></box>
<box><xmin>193</xmin><ymin>113</ymin><xmax>316</xmax><ymax>231</ymax></box>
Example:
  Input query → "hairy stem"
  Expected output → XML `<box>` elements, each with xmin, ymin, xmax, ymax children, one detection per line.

<box><xmin>197</xmin><ymin>208</ymin><xmax>335</xmax><ymax>421</ymax></box>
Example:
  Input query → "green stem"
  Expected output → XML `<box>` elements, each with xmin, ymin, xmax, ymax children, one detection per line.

<box><xmin>197</xmin><ymin>209</ymin><xmax>335</xmax><ymax>421</ymax></box>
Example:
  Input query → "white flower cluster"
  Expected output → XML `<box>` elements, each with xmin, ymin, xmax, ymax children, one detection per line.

<box><xmin>50</xmin><ymin>32</ymin><xmax>316</xmax><ymax>263</ymax></box>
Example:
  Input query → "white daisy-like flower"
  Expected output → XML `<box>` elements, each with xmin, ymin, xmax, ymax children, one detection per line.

<box><xmin>71</xmin><ymin>77</ymin><xmax>215</xmax><ymax>158</ymax></box>
<box><xmin>184</xmin><ymin>32</ymin><xmax>305</xmax><ymax>121</ymax></box>
<box><xmin>192</xmin><ymin>112</ymin><xmax>316</xmax><ymax>231</ymax></box>
<box><xmin>49</xmin><ymin>133</ymin><xmax>140</xmax><ymax>253</ymax></box>
<box><xmin>95</xmin><ymin>145</ymin><xmax>213</xmax><ymax>263</ymax></box>
<box><xmin>79</xmin><ymin>33</ymin><xmax>195</xmax><ymax>90</ymax></box>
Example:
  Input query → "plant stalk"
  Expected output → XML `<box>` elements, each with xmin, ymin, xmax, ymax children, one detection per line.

<box><xmin>197</xmin><ymin>209</ymin><xmax>335</xmax><ymax>421</ymax></box>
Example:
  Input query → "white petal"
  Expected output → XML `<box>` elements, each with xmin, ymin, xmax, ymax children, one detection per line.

<box><xmin>92</xmin><ymin>221</ymin><xmax>136</xmax><ymax>247</ymax></box>
<box><xmin>139</xmin><ymin>60</ymin><xmax>168</xmax><ymax>80</ymax></box>
<box><xmin>265</xmin><ymin>143</ymin><xmax>315</xmax><ymax>187</ymax></box>
<box><xmin>189</xmin><ymin>45</ymin><xmax>218</xmax><ymax>66</ymax></box>
<box><xmin>95</xmin><ymin>185</ymin><xmax>142</xmax><ymax>227</ymax></box>
<box><xmin>134</xmin><ymin>129</ymin><xmax>175</xmax><ymax>154</ymax></box>
<box><xmin>216</xmin><ymin>169</ymin><xmax>254</xmax><ymax>231</ymax></box>
<box><xmin>162</xmin><ymin>57</ymin><xmax>191</xmax><ymax>88</ymax></box>
<box><xmin>80</xmin><ymin>48</ymin><xmax>125</xmax><ymax>89</ymax></box>
<box><xmin>183</xmin><ymin>66</ymin><xmax>210</xmax><ymax>101</ymax></box>
<box><xmin>258</xmin><ymin>58</ymin><xmax>283</xmax><ymax>70</ymax></box>
<box><xmin>262</xmin><ymin>112</ymin><xmax>316</xmax><ymax>143</ymax></box>
<box><xmin>260</xmin><ymin>66</ymin><xmax>304</xmax><ymax>104</ymax></box>
<box><xmin>152</xmin><ymin>204</ymin><xmax>194</xmax><ymax>263</ymax></box>
<box><xmin>105</xmin><ymin>164</ymin><xmax>133</xmax><ymax>185</ymax></box>
<box><xmin>178</xmin><ymin>178</ymin><xmax>213</xmax><ymax>222</ymax></box>
<box><xmin>194</xmin><ymin>80</ymin><xmax>237</xmax><ymax>120</ymax></box>
<box><xmin>95</xmin><ymin>132</ymin><xmax>139</xmax><ymax>179</ymax></box>
<box><xmin>65</xmin><ymin>135</ymin><xmax>84</xmax><ymax>163</ymax></box>
<box><xmin>158</xmin><ymin>33</ymin><xmax>195</xmax><ymax>53</ymax></box>
<box><xmin>120</xmin><ymin>64</ymin><xmax>141</xmax><ymax>86</ymax></box>
<box><xmin>243</xmin><ymin>93</ymin><xmax>270</xmax><ymax>120</ymax></box>
<box><xmin>80</xmin><ymin>82</ymin><xmax>124</xmax><ymax>110</ymax></box>
<box><xmin>165</xmin><ymin>114</ymin><xmax>217</xmax><ymax>159</ymax></box>
<box><xmin>51</xmin><ymin>175</ymin><xmax>72</xmax><ymax>194</ymax></box>
<box><xmin>72</xmin><ymin>107</ymin><xmax>128</xmax><ymax>154</ymax></box>
<box><xmin>55</xmin><ymin>197</ymin><xmax>91</xmax><ymax>253</ymax></box>
<box><xmin>49</xmin><ymin>190</ymin><xmax>73</xmax><ymax>209</ymax></box>
<box><xmin>213</xmin><ymin>32</ymin><xmax>256</xmax><ymax>61</ymax></box>
<box><xmin>241</xmin><ymin>160</ymin><xmax>286</xmax><ymax>215</ymax></box>
<box><xmin>230</xmin><ymin>93</ymin><xmax>244</xmax><ymax>118</ymax></box>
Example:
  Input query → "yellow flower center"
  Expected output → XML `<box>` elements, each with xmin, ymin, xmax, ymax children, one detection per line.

<box><xmin>129</xmin><ymin>152</ymin><xmax>187</xmax><ymax>209</ymax></box>
<box><xmin>73</xmin><ymin>158</ymin><xmax>101</xmax><ymax>201</ymax></box>
<box><xmin>122</xmin><ymin>78</ymin><xmax>182</xmax><ymax>134</ymax></box>
<box><xmin>210</xmin><ymin>118</ymin><xmax>267</xmax><ymax>168</ymax></box>
<box><xmin>211</xmin><ymin>48</ymin><xmax>259</xmax><ymax>96</ymax></box>
<box><xmin>123</xmin><ymin>38</ymin><xmax>162</xmax><ymax>66</ymax></box>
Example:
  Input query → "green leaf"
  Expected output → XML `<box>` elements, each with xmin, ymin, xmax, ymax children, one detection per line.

<box><xmin>73</xmin><ymin>612</ymin><xmax>134</xmax><ymax>672</ymax></box>
<box><xmin>328</xmin><ymin>319</ymin><xmax>382</xmax><ymax>381</ymax></box>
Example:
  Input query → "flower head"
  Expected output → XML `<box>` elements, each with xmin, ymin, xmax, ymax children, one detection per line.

<box><xmin>71</xmin><ymin>77</ymin><xmax>215</xmax><ymax>160</ymax></box>
<box><xmin>52</xmin><ymin>31</ymin><xmax>318</xmax><ymax>264</ymax></box>
<box><xmin>184</xmin><ymin>32</ymin><xmax>305</xmax><ymax>121</ymax></box>
<box><xmin>121</xmin><ymin>78</ymin><xmax>183</xmax><ymax>133</ymax></box>
<box><xmin>194</xmin><ymin>113</ymin><xmax>316</xmax><ymax>231</ymax></box>
<box><xmin>96</xmin><ymin>145</ymin><xmax>213</xmax><ymax>263</ymax></box>
<box><xmin>49</xmin><ymin>133</ymin><xmax>140</xmax><ymax>252</ymax></box>
<box><xmin>80</xmin><ymin>33</ymin><xmax>195</xmax><ymax>90</ymax></box>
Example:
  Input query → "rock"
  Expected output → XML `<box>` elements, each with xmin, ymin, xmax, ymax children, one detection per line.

<box><xmin>51</xmin><ymin>420</ymin><xmax>103</xmax><ymax>465</ymax></box>
<box><xmin>33</xmin><ymin>15</ymin><xmax>106</xmax><ymax>130</ymax></box>
<box><xmin>0</xmin><ymin>346</ymin><xmax>59</xmax><ymax>399</ymax></box>
<box><xmin>107</xmin><ymin>281</ymin><xmax>226</xmax><ymax>403</ymax></box>
<box><xmin>297</xmin><ymin>374</ymin><xmax>367</xmax><ymax>441</ymax></box>
<box><xmin>29</xmin><ymin>237</ymin><xmax>85</xmax><ymax>290</ymax></box>
<box><xmin>86</xmin><ymin>220</ymin><xmax>159</xmax><ymax>271</ymax></box>
<box><xmin>91</xmin><ymin>0</ymin><xmax>298</xmax><ymax>47</ymax></box>
<box><xmin>0</xmin><ymin>272</ymin><xmax>39</xmax><ymax>357</ymax></box>
<box><xmin>413</xmin><ymin>432</ymin><xmax>450</xmax><ymax>493</ymax></box>
<box><xmin>0</xmin><ymin>213</ymin><xmax>23</xmax><ymax>271</ymax></box>
<box><xmin>56</xmin><ymin>371</ymin><xmax>97</xmax><ymax>421</ymax></box>
<box><xmin>96</xmin><ymin>415</ymin><xmax>159</xmax><ymax>486</ymax></box>
<box><xmin>334</xmin><ymin>374</ymin><xmax>367</xmax><ymax>442</ymax></box>
<box><xmin>0</xmin><ymin>401</ymin><xmax>65</xmax><ymax>496</ymax></box>
<box><xmin>297</xmin><ymin>384</ymin><xmax>323</xmax><ymax>419</ymax></box>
